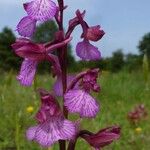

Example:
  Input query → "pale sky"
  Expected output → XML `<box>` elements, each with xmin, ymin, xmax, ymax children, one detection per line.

<box><xmin>0</xmin><ymin>0</ymin><xmax>150</xmax><ymax>58</ymax></box>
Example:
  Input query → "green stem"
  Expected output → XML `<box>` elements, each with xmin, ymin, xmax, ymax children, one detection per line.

<box><xmin>15</xmin><ymin>115</ymin><xmax>20</xmax><ymax>150</ymax></box>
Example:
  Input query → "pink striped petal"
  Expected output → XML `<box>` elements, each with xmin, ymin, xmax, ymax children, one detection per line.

<box><xmin>64</xmin><ymin>90</ymin><xmax>100</xmax><ymax>118</ymax></box>
<box><xmin>17</xmin><ymin>16</ymin><xmax>36</xmax><ymax>37</ymax></box>
<box><xmin>25</xmin><ymin>0</ymin><xmax>57</xmax><ymax>21</ymax></box>
<box><xmin>17</xmin><ymin>59</ymin><xmax>38</xmax><ymax>86</ymax></box>
<box><xmin>26</xmin><ymin>117</ymin><xmax>76</xmax><ymax>147</ymax></box>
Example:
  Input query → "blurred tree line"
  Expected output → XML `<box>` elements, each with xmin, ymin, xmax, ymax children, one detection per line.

<box><xmin>0</xmin><ymin>21</ymin><xmax>149</xmax><ymax>73</ymax></box>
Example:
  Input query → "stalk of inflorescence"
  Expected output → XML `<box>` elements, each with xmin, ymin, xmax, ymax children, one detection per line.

<box><xmin>57</xmin><ymin>0</ymin><xmax>68</xmax><ymax>149</ymax></box>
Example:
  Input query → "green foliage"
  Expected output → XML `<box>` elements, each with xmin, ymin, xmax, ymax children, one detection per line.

<box><xmin>109</xmin><ymin>49</ymin><xmax>125</xmax><ymax>72</ymax></box>
<box><xmin>0</xmin><ymin>27</ymin><xmax>21</xmax><ymax>71</ymax></box>
<box><xmin>124</xmin><ymin>53</ymin><xmax>142</xmax><ymax>72</ymax></box>
<box><xmin>143</xmin><ymin>52</ymin><xmax>149</xmax><ymax>90</ymax></box>
<box><xmin>32</xmin><ymin>21</ymin><xmax>57</xmax><ymax>43</ymax></box>
<box><xmin>138</xmin><ymin>32</ymin><xmax>150</xmax><ymax>59</ymax></box>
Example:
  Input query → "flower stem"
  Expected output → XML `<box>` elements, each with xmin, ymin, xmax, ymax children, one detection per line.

<box><xmin>57</xmin><ymin>0</ymin><xmax>68</xmax><ymax>149</ymax></box>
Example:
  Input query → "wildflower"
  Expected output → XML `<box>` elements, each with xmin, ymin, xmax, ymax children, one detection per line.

<box><xmin>75</xmin><ymin>10</ymin><xmax>104</xmax><ymax>61</ymax></box>
<box><xmin>64</xmin><ymin>69</ymin><xmax>100</xmax><ymax>118</ymax></box>
<box><xmin>128</xmin><ymin>104</ymin><xmax>148</xmax><ymax>124</ymax></box>
<box><xmin>26</xmin><ymin>89</ymin><xmax>76</xmax><ymax>147</ymax></box>
<box><xmin>135</xmin><ymin>127</ymin><xmax>142</xmax><ymax>134</ymax></box>
<box><xmin>12</xmin><ymin>37</ymin><xmax>71</xmax><ymax>86</ymax></box>
<box><xmin>17</xmin><ymin>0</ymin><xmax>57</xmax><ymax>37</ymax></box>
<box><xmin>80</xmin><ymin>126</ymin><xmax>121</xmax><ymax>150</ymax></box>
<box><xmin>26</xmin><ymin>106</ymin><xmax>34</xmax><ymax>113</ymax></box>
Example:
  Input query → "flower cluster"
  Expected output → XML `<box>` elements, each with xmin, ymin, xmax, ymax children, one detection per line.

<box><xmin>128</xmin><ymin>104</ymin><xmax>148</xmax><ymax>124</ymax></box>
<box><xmin>12</xmin><ymin>0</ymin><xmax>120</xmax><ymax>149</ymax></box>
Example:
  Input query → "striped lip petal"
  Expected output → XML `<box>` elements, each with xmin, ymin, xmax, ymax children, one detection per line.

<box><xmin>26</xmin><ymin>117</ymin><xmax>76</xmax><ymax>147</ymax></box>
<box><xmin>17</xmin><ymin>16</ymin><xmax>36</xmax><ymax>37</ymax></box>
<box><xmin>64</xmin><ymin>89</ymin><xmax>100</xmax><ymax>118</ymax></box>
<box><xmin>17</xmin><ymin>59</ymin><xmax>38</xmax><ymax>86</ymax></box>
<box><xmin>25</xmin><ymin>0</ymin><xmax>57</xmax><ymax>22</ymax></box>
<box><xmin>76</xmin><ymin>40</ymin><xmax>101</xmax><ymax>61</ymax></box>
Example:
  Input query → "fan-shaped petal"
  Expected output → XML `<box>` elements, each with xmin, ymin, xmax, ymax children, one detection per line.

<box><xmin>25</xmin><ymin>0</ymin><xmax>57</xmax><ymax>21</ymax></box>
<box><xmin>64</xmin><ymin>90</ymin><xmax>100</xmax><ymax>118</ymax></box>
<box><xmin>17</xmin><ymin>59</ymin><xmax>38</xmax><ymax>86</ymax></box>
<box><xmin>76</xmin><ymin>40</ymin><xmax>101</xmax><ymax>61</ymax></box>
<box><xmin>17</xmin><ymin>16</ymin><xmax>36</xmax><ymax>37</ymax></box>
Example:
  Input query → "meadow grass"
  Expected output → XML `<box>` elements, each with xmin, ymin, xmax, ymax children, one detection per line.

<box><xmin>0</xmin><ymin>71</ymin><xmax>150</xmax><ymax>150</ymax></box>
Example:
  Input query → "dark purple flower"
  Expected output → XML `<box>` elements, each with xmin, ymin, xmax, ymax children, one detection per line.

<box><xmin>12</xmin><ymin>38</ymin><xmax>61</xmax><ymax>86</ymax></box>
<box><xmin>85</xmin><ymin>25</ymin><xmax>105</xmax><ymax>42</ymax></box>
<box><xmin>127</xmin><ymin>104</ymin><xmax>148</xmax><ymax>124</ymax></box>
<box><xmin>76</xmin><ymin>40</ymin><xmax>101</xmax><ymax>61</ymax></box>
<box><xmin>64</xmin><ymin>69</ymin><xmax>100</xmax><ymax>118</ymax></box>
<box><xmin>26</xmin><ymin>89</ymin><xmax>76</xmax><ymax>147</ymax></box>
<box><xmin>80</xmin><ymin>126</ymin><xmax>121</xmax><ymax>150</ymax></box>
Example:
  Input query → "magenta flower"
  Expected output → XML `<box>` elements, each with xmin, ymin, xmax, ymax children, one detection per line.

<box><xmin>64</xmin><ymin>69</ymin><xmax>100</xmax><ymax>118</ymax></box>
<box><xmin>12</xmin><ymin>38</ymin><xmax>61</xmax><ymax>86</ymax></box>
<box><xmin>80</xmin><ymin>126</ymin><xmax>121</xmax><ymax>150</ymax></box>
<box><xmin>75</xmin><ymin>10</ymin><xmax>104</xmax><ymax>61</ymax></box>
<box><xmin>26</xmin><ymin>90</ymin><xmax>76</xmax><ymax>147</ymax></box>
<box><xmin>17</xmin><ymin>0</ymin><xmax>57</xmax><ymax>37</ymax></box>
<box><xmin>76</xmin><ymin>40</ymin><xmax>101</xmax><ymax>61</ymax></box>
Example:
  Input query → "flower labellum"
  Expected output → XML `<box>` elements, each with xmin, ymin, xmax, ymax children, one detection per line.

<box><xmin>17</xmin><ymin>59</ymin><xmax>38</xmax><ymax>86</ymax></box>
<box><xmin>76</xmin><ymin>40</ymin><xmax>101</xmax><ymax>61</ymax></box>
<box><xmin>17</xmin><ymin>16</ymin><xmax>36</xmax><ymax>37</ymax></box>
<box><xmin>64</xmin><ymin>89</ymin><xmax>99</xmax><ymax>118</ymax></box>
